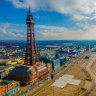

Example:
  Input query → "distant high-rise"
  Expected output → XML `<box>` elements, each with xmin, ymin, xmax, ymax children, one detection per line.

<box><xmin>25</xmin><ymin>8</ymin><xmax>39</xmax><ymax>66</ymax></box>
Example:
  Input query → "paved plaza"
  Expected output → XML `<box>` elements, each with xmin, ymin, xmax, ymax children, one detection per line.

<box><xmin>51</xmin><ymin>74</ymin><xmax>81</xmax><ymax>88</ymax></box>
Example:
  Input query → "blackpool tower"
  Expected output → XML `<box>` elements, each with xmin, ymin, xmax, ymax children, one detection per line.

<box><xmin>8</xmin><ymin>8</ymin><xmax>52</xmax><ymax>83</ymax></box>
<box><xmin>25</xmin><ymin>8</ymin><xmax>39</xmax><ymax>66</ymax></box>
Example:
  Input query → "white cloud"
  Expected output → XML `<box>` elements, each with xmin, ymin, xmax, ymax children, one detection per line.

<box><xmin>0</xmin><ymin>23</ymin><xmax>10</xmax><ymax>34</ymax></box>
<box><xmin>35</xmin><ymin>25</ymin><xmax>88</xmax><ymax>40</ymax></box>
<box><xmin>6</xmin><ymin>0</ymin><xmax>96</xmax><ymax>21</ymax></box>
<box><xmin>35</xmin><ymin>24</ymin><xmax>96</xmax><ymax>40</ymax></box>
<box><xmin>0</xmin><ymin>22</ymin><xmax>24</xmax><ymax>40</ymax></box>
<box><xmin>0</xmin><ymin>22</ymin><xmax>96</xmax><ymax>40</ymax></box>
<box><xmin>3</xmin><ymin>0</ymin><xmax>96</xmax><ymax>40</ymax></box>
<box><xmin>0</xmin><ymin>28</ymin><xmax>7</xmax><ymax>34</ymax></box>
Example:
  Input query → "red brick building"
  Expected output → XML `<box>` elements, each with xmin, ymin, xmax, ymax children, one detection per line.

<box><xmin>0</xmin><ymin>80</ymin><xmax>20</xmax><ymax>96</ymax></box>
<box><xmin>8</xmin><ymin>62</ymin><xmax>52</xmax><ymax>84</ymax></box>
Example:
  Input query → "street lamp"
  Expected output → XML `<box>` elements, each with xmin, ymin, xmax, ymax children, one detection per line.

<box><xmin>51</xmin><ymin>73</ymin><xmax>54</xmax><ymax>96</ymax></box>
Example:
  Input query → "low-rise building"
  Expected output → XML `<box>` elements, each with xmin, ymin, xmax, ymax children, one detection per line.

<box><xmin>0</xmin><ymin>80</ymin><xmax>20</xmax><ymax>96</ymax></box>
<box><xmin>60</xmin><ymin>57</ymin><xmax>68</xmax><ymax>66</ymax></box>
<box><xmin>0</xmin><ymin>64</ymin><xmax>14</xmax><ymax>79</ymax></box>
<box><xmin>51</xmin><ymin>59</ymin><xmax>60</xmax><ymax>71</ymax></box>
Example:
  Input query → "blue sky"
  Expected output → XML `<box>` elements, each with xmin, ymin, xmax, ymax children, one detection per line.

<box><xmin>0</xmin><ymin>0</ymin><xmax>96</xmax><ymax>40</ymax></box>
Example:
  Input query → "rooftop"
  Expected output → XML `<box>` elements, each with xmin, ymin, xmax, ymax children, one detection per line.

<box><xmin>0</xmin><ymin>80</ymin><xmax>19</xmax><ymax>88</ymax></box>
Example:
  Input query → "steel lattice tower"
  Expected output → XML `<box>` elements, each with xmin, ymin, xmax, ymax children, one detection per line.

<box><xmin>25</xmin><ymin>8</ymin><xmax>39</xmax><ymax>66</ymax></box>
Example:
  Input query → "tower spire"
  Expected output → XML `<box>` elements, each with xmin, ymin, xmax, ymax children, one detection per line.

<box><xmin>28</xmin><ymin>7</ymin><xmax>31</xmax><ymax>16</ymax></box>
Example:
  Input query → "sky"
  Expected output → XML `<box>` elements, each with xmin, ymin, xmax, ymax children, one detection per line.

<box><xmin>0</xmin><ymin>0</ymin><xmax>96</xmax><ymax>40</ymax></box>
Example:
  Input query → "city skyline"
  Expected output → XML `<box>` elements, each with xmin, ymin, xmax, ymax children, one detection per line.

<box><xmin>0</xmin><ymin>0</ymin><xmax>96</xmax><ymax>40</ymax></box>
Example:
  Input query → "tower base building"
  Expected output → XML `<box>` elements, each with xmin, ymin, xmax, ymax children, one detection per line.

<box><xmin>8</xmin><ymin>62</ymin><xmax>52</xmax><ymax>84</ymax></box>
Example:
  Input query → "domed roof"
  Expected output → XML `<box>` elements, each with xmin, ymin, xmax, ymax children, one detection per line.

<box><xmin>9</xmin><ymin>65</ymin><xmax>32</xmax><ymax>75</ymax></box>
